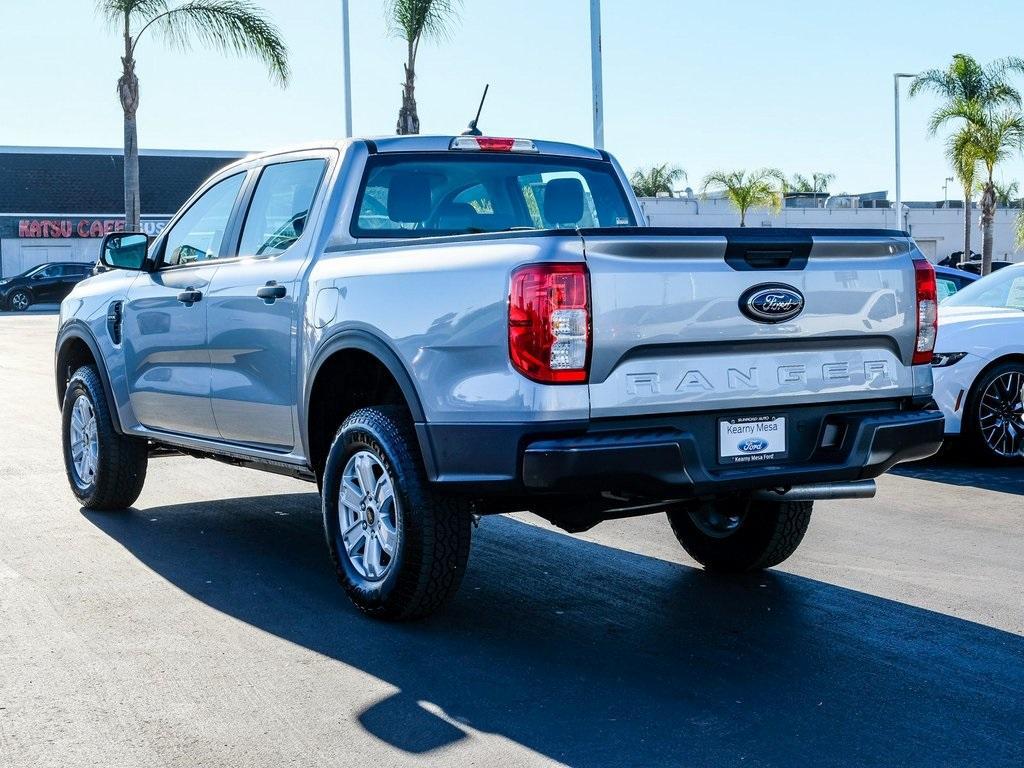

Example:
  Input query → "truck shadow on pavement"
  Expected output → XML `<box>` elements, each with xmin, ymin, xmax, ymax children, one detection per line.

<box><xmin>84</xmin><ymin>493</ymin><xmax>1024</xmax><ymax>768</ymax></box>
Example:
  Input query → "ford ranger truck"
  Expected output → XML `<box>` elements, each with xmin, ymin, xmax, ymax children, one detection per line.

<box><xmin>55</xmin><ymin>135</ymin><xmax>945</xmax><ymax>619</ymax></box>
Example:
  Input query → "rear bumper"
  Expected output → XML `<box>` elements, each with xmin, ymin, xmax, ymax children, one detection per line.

<box><xmin>421</xmin><ymin>401</ymin><xmax>944</xmax><ymax>497</ymax></box>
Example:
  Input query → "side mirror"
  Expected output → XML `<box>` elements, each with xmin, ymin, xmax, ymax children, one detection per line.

<box><xmin>101</xmin><ymin>232</ymin><xmax>151</xmax><ymax>271</ymax></box>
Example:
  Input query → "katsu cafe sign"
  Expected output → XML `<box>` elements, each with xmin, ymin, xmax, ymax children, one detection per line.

<box><xmin>15</xmin><ymin>218</ymin><xmax>168</xmax><ymax>239</ymax></box>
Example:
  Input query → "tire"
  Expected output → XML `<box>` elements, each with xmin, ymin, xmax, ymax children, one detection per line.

<box><xmin>8</xmin><ymin>290</ymin><xmax>31</xmax><ymax>312</ymax></box>
<box><xmin>321</xmin><ymin>406</ymin><xmax>473</xmax><ymax>620</ymax></box>
<box><xmin>962</xmin><ymin>361</ymin><xmax>1024</xmax><ymax>465</ymax></box>
<box><xmin>667</xmin><ymin>499</ymin><xmax>812</xmax><ymax>573</ymax></box>
<box><xmin>61</xmin><ymin>366</ymin><xmax>148</xmax><ymax>510</ymax></box>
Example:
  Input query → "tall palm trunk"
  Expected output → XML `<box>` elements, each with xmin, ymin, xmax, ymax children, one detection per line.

<box><xmin>739</xmin><ymin>207</ymin><xmax>747</xmax><ymax>227</ymax></box>
<box><xmin>962</xmin><ymin>186</ymin><xmax>972</xmax><ymax>264</ymax></box>
<box><xmin>396</xmin><ymin>40</ymin><xmax>419</xmax><ymax>135</ymax></box>
<box><xmin>118</xmin><ymin>13</ymin><xmax>141</xmax><ymax>231</ymax></box>
<box><xmin>980</xmin><ymin>179</ymin><xmax>996</xmax><ymax>275</ymax></box>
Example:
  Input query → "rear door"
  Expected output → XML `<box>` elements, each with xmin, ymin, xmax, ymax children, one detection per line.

<box><xmin>205</xmin><ymin>154</ymin><xmax>330</xmax><ymax>449</ymax></box>
<box><xmin>583</xmin><ymin>229</ymin><xmax>918</xmax><ymax>419</ymax></box>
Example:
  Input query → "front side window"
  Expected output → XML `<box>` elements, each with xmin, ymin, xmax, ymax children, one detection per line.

<box><xmin>944</xmin><ymin>265</ymin><xmax>1024</xmax><ymax>309</ymax></box>
<box><xmin>238</xmin><ymin>159</ymin><xmax>327</xmax><ymax>257</ymax></box>
<box><xmin>162</xmin><ymin>173</ymin><xmax>244</xmax><ymax>267</ymax></box>
<box><xmin>352</xmin><ymin>153</ymin><xmax>635</xmax><ymax>238</ymax></box>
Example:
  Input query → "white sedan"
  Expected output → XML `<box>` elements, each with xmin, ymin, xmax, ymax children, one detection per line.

<box><xmin>932</xmin><ymin>263</ymin><xmax>1024</xmax><ymax>463</ymax></box>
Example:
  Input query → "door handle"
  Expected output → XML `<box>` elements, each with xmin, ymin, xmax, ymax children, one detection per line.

<box><xmin>177</xmin><ymin>288</ymin><xmax>203</xmax><ymax>305</ymax></box>
<box><xmin>257</xmin><ymin>281</ymin><xmax>287</xmax><ymax>303</ymax></box>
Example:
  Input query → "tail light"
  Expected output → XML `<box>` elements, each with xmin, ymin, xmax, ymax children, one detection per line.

<box><xmin>509</xmin><ymin>263</ymin><xmax>590</xmax><ymax>383</ymax></box>
<box><xmin>913</xmin><ymin>258</ymin><xmax>937</xmax><ymax>365</ymax></box>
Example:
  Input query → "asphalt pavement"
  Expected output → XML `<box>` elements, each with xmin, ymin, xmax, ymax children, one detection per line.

<box><xmin>1</xmin><ymin>314</ymin><xmax>1021</xmax><ymax>767</ymax></box>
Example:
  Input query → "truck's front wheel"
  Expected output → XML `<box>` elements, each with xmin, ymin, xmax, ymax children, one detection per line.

<box><xmin>667</xmin><ymin>499</ymin><xmax>812</xmax><ymax>572</ymax></box>
<box><xmin>321</xmin><ymin>406</ymin><xmax>473</xmax><ymax>620</ymax></box>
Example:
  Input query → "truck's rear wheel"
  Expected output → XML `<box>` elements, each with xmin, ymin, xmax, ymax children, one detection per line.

<box><xmin>667</xmin><ymin>498</ymin><xmax>812</xmax><ymax>572</ymax></box>
<box><xmin>321</xmin><ymin>406</ymin><xmax>472</xmax><ymax>620</ymax></box>
<box><xmin>61</xmin><ymin>366</ymin><xmax>148</xmax><ymax>510</ymax></box>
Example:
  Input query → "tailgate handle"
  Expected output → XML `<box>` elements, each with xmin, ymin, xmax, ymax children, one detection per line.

<box><xmin>743</xmin><ymin>250</ymin><xmax>793</xmax><ymax>269</ymax></box>
<box><xmin>723</xmin><ymin>233</ymin><xmax>812</xmax><ymax>271</ymax></box>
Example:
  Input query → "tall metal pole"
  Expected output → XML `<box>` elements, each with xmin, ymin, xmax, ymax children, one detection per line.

<box><xmin>342</xmin><ymin>0</ymin><xmax>353</xmax><ymax>138</ymax></box>
<box><xmin>590</xmin><ymin>0</ymin><xmax>604</xmax><ymax>150</ymax></box>
<box><xmin>893</xmin><ymin>72</ymin><xmax>916</xmax><ymax>231</ymax></box>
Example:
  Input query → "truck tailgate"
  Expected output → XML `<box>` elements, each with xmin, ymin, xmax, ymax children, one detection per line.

<box><xmin>582</xmin><ymin>228</ymin><xmax>921</xmax><ymax>419</ymax></box>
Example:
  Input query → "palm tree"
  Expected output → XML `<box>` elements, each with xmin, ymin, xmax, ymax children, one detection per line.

<box><xmin>786</xmin><ymin>172</ymin><xmax>835</xmax><ymax>195</ymax></box>
<box><xmin>387</xmin><ymin>0</ymin><xmax>461</xmax><ymax>135</ymax></box>
<box><xmin>941</xmin><ymin>103</ymin><xmax>1024</xmax><ymax>274</ymax></box>
<box><xmin>630</xmin><ymin>164</ymin><xmax>687</xmax><ymax>198</ymax></box>
<box><xmin>98</xmin><ymin>1</ymin><xmax>289</xmax><ymax>231</ymax></box>
<box><xmin>947</xmin><ymin>127</ymin><xmax>979</xmax><ymax>260</ymax></box>
<box><xmin>701</xmin><ymin>168</ymin><xmax>786</xmax><ymax>227</ymax></box>
<box><xmin>910</xmin><ymin>54</ymin><xmax>1024</xmax><ymax>270</ymax></box>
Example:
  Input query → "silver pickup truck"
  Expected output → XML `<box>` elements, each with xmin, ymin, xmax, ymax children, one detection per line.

<box><xmin>55</xmin><ymin>135</ymin><xmax>944</xmax><ymax>619</ymax></box>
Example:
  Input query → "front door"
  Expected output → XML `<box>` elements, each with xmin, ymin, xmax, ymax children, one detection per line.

<box><xmin>122</xmin><ymin>172</ymin><xmax>246</xmax><ymax>438</ymax></box>
<box><xmin>206</xmin><ymin>157</ymin><xmax>329</xmax><ymax>449</ymax></box>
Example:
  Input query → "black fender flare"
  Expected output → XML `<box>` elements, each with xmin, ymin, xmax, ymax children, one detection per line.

<box><xmin>55</xmin><ymin>322</ymin><xmax>124</xmax><ymax>434</ymax></box>
<box><xmin>302</xmin><ymin>328</ymin><xmax>433</xmax><ymax>472</ymax></box>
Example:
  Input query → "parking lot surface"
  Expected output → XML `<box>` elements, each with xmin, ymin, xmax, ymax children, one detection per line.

<box><xmin>1</xmin><ymin>313</ymin><xmax>1022</xmax><ymax>767</ymax></box>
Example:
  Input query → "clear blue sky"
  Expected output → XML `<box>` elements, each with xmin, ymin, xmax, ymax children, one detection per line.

<box><xmin>2</xmin><ymin>0</ymin><xmax>1023</xmax><ymax>200</ymax></box>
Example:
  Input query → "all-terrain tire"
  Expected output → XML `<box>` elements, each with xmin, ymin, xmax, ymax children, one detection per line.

<box><xmin>61</xmin><ymin>366</ymin><xmax>148</xmax><ymax>510</ymax></box>
<box><xmin>321</xmin><ymin>406</ymin><xmax>473</xmax><ymax>620</ymax></box>
<box><xmin>667</xmin><ymin>499</ymin><xmax>812</xmax><ymax>572</ymax></box>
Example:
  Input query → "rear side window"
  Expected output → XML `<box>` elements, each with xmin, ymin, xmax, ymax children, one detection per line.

<box><xmin>352</xmin><ymin>153</ymin><xmax>635</xmax><ymax>238</ymax></box>
<box><xmin>238</xmin><ymin>159</ymin><xmax>327</xmax><ymax>257</ymax></box>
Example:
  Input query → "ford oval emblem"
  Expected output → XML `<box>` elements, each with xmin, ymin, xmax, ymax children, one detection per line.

<box><xmin>739</xmin><ymin>284</ymin><xmax>805</xmax><ymax>324</ymax></box>
<box><xmin>738</xmin><ymin>438</ymin><xmax>769</xmax><ymax>453</ymax></box>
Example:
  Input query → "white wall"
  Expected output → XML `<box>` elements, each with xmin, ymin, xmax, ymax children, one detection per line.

<box><xmin>638</xmin><ymin>197</ymin><xmax>1022</xmax><ymax>264</ymax></box>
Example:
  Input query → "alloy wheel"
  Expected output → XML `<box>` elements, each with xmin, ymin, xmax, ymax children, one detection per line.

<box><xmin>69</xmin><ymin>395</ymin><xmax>99</xmax><ymax>488</ymax></box>
<box><xmin>978</xmin><ymin>371</ymin><xmax>1024</xmax><ymax>458</ymax></box>
<box><xmin>10</xmin><ymin>292</ymin><xmax>28</xmax><ymax>311</ymax></box>
<box><xmin>338</xmin><ymin>450</ymin><xmax>400</xmax><ymax>581</ymax></box>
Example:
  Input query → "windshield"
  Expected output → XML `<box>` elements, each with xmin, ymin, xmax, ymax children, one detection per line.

<box><xmin>944</xmin><ymin>264</ymin><xmax>1024</xmax><ymax>309</ymax></box>
<box><xmin>352</xmin><ymin>152</ymin><xmax>636</xmax><ymax>238</ymax></box>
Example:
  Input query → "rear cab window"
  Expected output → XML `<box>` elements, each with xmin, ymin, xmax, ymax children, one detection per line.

<box><xmin>351</xmin><ymin>152</ymin><xmax>635</xmax><ymax>238</ymax></box>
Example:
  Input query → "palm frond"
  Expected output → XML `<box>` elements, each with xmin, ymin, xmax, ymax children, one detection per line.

<box><xmin>630</xmin><ymin>164</ymin><xmax>686</xmax><ymax>197</ymax></box>
<box><xmin>386</xmin><ymin>0</ymin><xmax>461</xmax><ymax>44</ymax></box>
<box><xmin>141</xmin><ymin>0</ymin><xmax>289</xmax><ymax>85</ymax></box>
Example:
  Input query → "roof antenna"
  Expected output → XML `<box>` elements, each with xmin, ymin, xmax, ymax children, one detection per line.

<box><xmin>461</xmin><ymin>84</ymin><xmax>489</xmax><ymax>136</ymax></box>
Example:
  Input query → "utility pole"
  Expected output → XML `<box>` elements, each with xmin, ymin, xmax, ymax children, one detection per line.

<box><xmin>342</xmin><ymin>0</ymin><xmax>353</xmax><ymax>137</ymax></box>
<box><xmin>893</xmin><ymin>72</ymin><xmax>917</xmax><ymax>231</ymax></box>
<box><xmin>590</xmin><ymin>0</ymin><xmax>604</xmax><ymax>149</ymax></box>
<box><xmin>943</xmin><ymin>176</ymin><xmax>953</xmax><ymax>208</ymax></box>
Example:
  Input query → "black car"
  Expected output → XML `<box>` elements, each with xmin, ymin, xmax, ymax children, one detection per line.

<box><xmin>0</xmin><ymin>262</ymin><xmax>94</xmax><ymax>311</ymax></box>
<box><xmin>958</xmin><ymin>259</ymin><xmax>1015</xmax><ymax>275</ymax></box>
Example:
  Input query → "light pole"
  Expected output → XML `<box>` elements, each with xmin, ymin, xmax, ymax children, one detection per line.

<box><xmin>893</xmin><ymin>72</ymin><xmax>917</xmax><ymax>231</ymax></box>
<box><xmin>341</xmin><ymin>0</ymin><xmax>353</xmax><ymax>138</ymax></box>
<box><xmin>590</xmin><ymin>0</ymin><xmax>604</xmax><ymax>149</ymax></box>
<box><xmin>943</xmin><ymin>176</ymin><xmax>954</xmax><ymax>208</ymax></box>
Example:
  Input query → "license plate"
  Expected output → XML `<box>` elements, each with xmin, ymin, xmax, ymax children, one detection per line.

<box><xmin>718</xmin><ymin>415</ymin><xmax>787</xmax><ymax>464</ymax></box>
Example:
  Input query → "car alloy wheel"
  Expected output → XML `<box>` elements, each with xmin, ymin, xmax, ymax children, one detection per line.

<box><xmin>978</xmin><ymin>370</ymin><xmax>1024</xmax><ymax>458</ymax></box>
<box><xmin>10</xmin><ymin>291</ymin><xmax>29</xmax><ymax>311</ymax></box>
<box><xmin>69</xmin><ymin>394</ymin><xmax>99</xmax><ymax>489</ymax></box>
<box><xmin>338</xmin><ymin>450</ymin><xmax>401</xmax><ymax>582</ymax></box>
